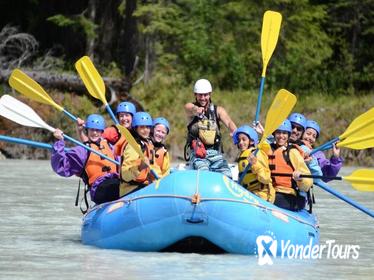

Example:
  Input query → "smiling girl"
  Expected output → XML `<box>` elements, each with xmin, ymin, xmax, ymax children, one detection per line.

<box><xmin>302</xmin><ymin>120</ymin><xmax>343</xmax><ymax>181</ymax></box>
<box><xmin>151</xmin><ymin>117</ymin><xmax>171</xmax><ymax>178</ymax></box>
<box><xmin>233</xmin><ymin>125</ymin><xmax>275</xmax><ymax>203</ymax></box>
<box><xmin>268</xmin><ymin>119</ymin><xmax>313</xmax><ymax>211</ymax></box>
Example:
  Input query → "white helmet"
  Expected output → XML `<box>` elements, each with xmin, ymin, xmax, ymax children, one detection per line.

<box><xmin>193</xmin><ymin>79</ymin><xmax>212</xmax><ymax>94</ymax></box>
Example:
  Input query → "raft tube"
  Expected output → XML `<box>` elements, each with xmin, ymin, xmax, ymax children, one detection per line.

<box><xmin>81</xmin><ymin>170</ymin><xmax>319</xmax><ymax>255</ymax></box>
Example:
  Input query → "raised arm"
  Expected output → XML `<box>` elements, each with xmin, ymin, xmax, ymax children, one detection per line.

<box><xmin>184</xmin><ymin>102</ymin><xmax>205</xmax><ymax>119</ymax></box>
<box><xmin>217</xmin><ymin>106</ymin><xmax>237</xmax><ymax>134</ymax></box>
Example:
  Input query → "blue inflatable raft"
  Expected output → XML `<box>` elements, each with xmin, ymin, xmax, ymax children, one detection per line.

<box><xmin>81</xmin><ymin>170</ymin><xmax>319</xmax><ymax>255</ymax></box>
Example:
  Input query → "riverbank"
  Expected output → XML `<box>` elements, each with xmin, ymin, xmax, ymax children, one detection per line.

<box><xmin>0</xmin><ymin>83</ymin><xmax>373</xmax><ymax>165</ymax></box>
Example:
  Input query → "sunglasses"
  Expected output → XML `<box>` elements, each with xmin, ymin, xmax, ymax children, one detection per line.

<box><xmin>292</xmin><ymin>125</ymin><xmax>304</xmax><ymax>132</ymax></box>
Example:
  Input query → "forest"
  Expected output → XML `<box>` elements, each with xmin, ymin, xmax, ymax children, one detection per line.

<box><xmin>0</xmin><ymin>0</ymin><xmax>373</xmax><ymax>163</ymax></box>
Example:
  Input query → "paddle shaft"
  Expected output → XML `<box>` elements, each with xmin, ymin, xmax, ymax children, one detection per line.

<box><xmin>311</xmin><ymin>137</ymin><xmax>339</xmax><ymax>155</ymax></box>
<box><xmin>271</xmin><ymin>172</ymin><xmax>342</xmax><ymax>181</ymax></box>
<box><xmin>238</xmin><ymin>149</ymin><xmax>259</xmax><ymax>184</ymax></box>
<box><xmin>63</xmin><ymin>135</ymin><xmax>120</xmax><ymax>166</ymax></box>
<box><xmin>63</xmin><ymin>109</ymin><xmax>78</xmax><ymax>122</ymax></box>
<box><xmin>0</xmin><ymin>135</ymin><xmax>72</xmax><ymax>152</ymax></box>
<box><xmin>105</xmin><ymin>104</ymin><xmax>119</xmax><ymax>125</ymax></box>
<box><xmin>0</xmin><ymin>135</ymin><xmax>53</xmax><ymax>150</ymax></box>
<box><xmin>254</xmin><ymin>77</ymin><xmax>266</xmax><ymax>123</ymax></box>
<box><xmin>314</xmin><ymin>180</ymin><xmax>374</xmax><ymax>219</ymax></box>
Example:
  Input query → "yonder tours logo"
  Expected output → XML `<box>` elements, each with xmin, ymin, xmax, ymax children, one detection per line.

<box><xmin>256</xmin><ymin>235</ymin><xmax>360</xmax><ymax>265</ymax></box>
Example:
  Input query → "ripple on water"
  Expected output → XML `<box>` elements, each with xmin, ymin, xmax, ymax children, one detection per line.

<box><xmin>0</xmin><ymin>160</ymin><xmax>373</xmax><ymax>279</ymax></box>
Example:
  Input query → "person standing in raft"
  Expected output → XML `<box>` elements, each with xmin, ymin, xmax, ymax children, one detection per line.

<box><xmin>184</xmin><ymin>79</ymin><xmax>237</xmax><ymax>178</ymax></box>
<box><xmin>302</xmin><ymin>120</ymin><xmax>343</xmax><ymax>182</ymax></box>
<box><xmin>233</xmin><ymin>125</ymin><xmax>275</xmax><ymax>203</ymax></box>
<box><xmin>120</xmin><ymin>112</ymin><xmax>156</xmax><ymax>196</ymax></box>
<box><xmin>268</xmin><ymin>119</ymin><xmax>313</xmax><ymax>211</ymax></box>
<box><xmin>78</xmin><ymin>101</ymin><xmax>137</xmax><ymax>158</ymax></box>
<box><xmin>151</xmin><ymin>117</ymin><xmax>171</xmax><ymax>178</ymax></box>
<box><xmin>51</xmin><ymin>114</ymin><xmax>120</xmax><ymax>205</ymax></box>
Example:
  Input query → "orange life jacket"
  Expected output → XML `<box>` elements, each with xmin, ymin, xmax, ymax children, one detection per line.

<box><xmin>154</xmin><ymin>145</ymin><xmax>167</xmax><ymax>169</ymax></box>
<box><xmin>114</xmin><ymin>134</ymin><xmax>128</xmax><ymax>157</ymax></box>
<box><xmin>84</xmin><ymin>139</ymin><xmax>117</xmax><ymax>186</ymax></box>
<box><xmin>267</xmin><ymin>143</ymin><xmax>304</xmax><ymax>191</ymax></box>
<box><xmin>133</xmin><ymin>140</ymin><xmax>155</xmax><ymax>185</ymax></box>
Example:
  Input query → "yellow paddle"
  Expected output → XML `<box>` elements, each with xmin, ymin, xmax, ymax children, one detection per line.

<box><xmin>337</xmin><ymin>132</ymin><xmax>374</xmax><ymax>150</ymax></box>
<box><xmin>0</xmin><ymin>94</ymin><xmax>119</xmax><ymax>165</ymax></box>
<box><xmin>312</xmin><ymin>107</ymin><xmax>374</xmax><ymax>154</ymax></box>
<box><xmin>75</xmin><ymin>56</ymin><xmax>119</xmax><ymax>124</ymax></box>
<box><xmin>259</xmin><ymin>89</ymin><xmax>297</xmax><ymax>146</ymax></box>
<box><xmin>271</xmin><ymin>169</ymin><xmax>374</xmax><ymax>192</ymax></box>
<box><xmin>8</xmin><ymin>69</ymin><xmax>78</xmax><ymax>121</ymax></box>
<box><xmin>239</xmin><ymin>89</ymin><xmax>297</xmax><ymax>183</ymax></box>
<box><xmin>116</xmin><ymin>125</ymin><xmax>159</xmax><ymax>180</ymax></box>
<box><xmin>254</xmin><ymin>10</ymin><xmax>282</xmax><ymax>123</ymax></box>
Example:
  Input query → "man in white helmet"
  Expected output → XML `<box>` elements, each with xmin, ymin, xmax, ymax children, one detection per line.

<box><xmin>184</xmin><ymin>78</ymin><xmax>237</xmax><ymax>178</ymax></box>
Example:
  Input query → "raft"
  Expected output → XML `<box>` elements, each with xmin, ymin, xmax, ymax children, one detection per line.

<box><xmin>81</xmin><ymin>170</ymin><xmax>319</xmax><ymax>255</ymax></box>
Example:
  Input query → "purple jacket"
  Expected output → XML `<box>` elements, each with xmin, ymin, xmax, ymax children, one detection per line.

<box><xmin>51</xmin><ymin>140</ymin><xmax>119</xmax><ymax>197</ymax></box>
<box><xmin>314</xmin><ymin>150</ymin><xmax>343</xmax><ymax>182</ymax></box>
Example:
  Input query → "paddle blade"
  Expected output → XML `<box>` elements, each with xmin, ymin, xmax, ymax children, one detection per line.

<box><xmin>343</xmin><ymin>169</ymin><xmax>374</xmax><ymax>192</ymax></box>
<box><xmin>340</xmin><ymin>107</ymin><xmax>374</xmax><ymax>140</ymax></box>
<box><xmin>260</xmin><ymin>89</ymin><xmax>297</xmax><ymax>144</ymax></box>
<box><xmin>8</xmin><ymin>69</ymin><xmax>63</xmax><ymax>112</ymax></box>
<box><xmin>338</xmin><ymin>133</ymin><xmax>374</xmax><ymax>150</ymax></box>
<box><xmin>75</xmin><ymin>56</ymin><xmax>106</xmax><ymax>103</ymax></box>
<box><xmin>261</xmin><ymin>11</ymin><xmax>282</xmax><ymax>77</ymax></box>
<box><xmin>116</xmin><ymin>125</ymin><xmax>145</xmax><ymax>161</ymax></box>
<box><xmin>0</xmin><ymin>94</ymin><xmax>55</xmax><ymax>132</ymax></box>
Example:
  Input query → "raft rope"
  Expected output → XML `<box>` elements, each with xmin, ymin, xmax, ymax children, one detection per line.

<box><xmin>191</xmin><ymin>170</ymin><xmax>201</xmax><ymax>204</ymax></box>
<box><xmin>86</xmin><ymin>194</ymin><xmax>318</xmax><ymax>229</ymax></box>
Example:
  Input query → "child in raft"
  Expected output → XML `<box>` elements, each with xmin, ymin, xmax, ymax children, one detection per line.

<box><xmin>51</xmin><ymin>114</ymin><xmax>120</xmax><ymax>205</ymax></box>
<box><xmin>302</xmin><ymin>120</ymin><xmax>343</xmax><ymax>181</ymax></box>
<box><xmin>120</xmin><ymin>112</ymin><xmax>156</xmax><ymax>196</ymax></box>
<box><xmin>151</xmin><ymin>117</ymin><xmax>171</xmax><ymax>178</ymax></box>
<box><xmin>267</xmin><ymin>119</ymin><xmax>313</xmax><ymax>211</ymax></box>
<box><xmin>233</xmin><ymin>125</ymin><xmax>275</xmax><ymax>203</ymax></box>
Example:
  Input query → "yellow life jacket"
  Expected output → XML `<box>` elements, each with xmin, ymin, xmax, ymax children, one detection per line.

<box><xmin>197</xmin><ymin>118</ymin><xmax>217</xmax><ymax>145</ymax></box>
<box><xmin>186</xmin><ymin>103</ymin><xmax>222</xmax><ymax>151</ymax></box>
<box><xmin>238</xmin><ymin>148</ymin><xmax>260</xmax><ymax>190</ymax></box>
<box><xmin>84</xmin><ymin>139</ymin><xmax>117</xmax><ymax>186</ymax></box>
<box><xmin>238</xmin><ymin>147</ymin><xmax>275</xmax><ymax>203</ymax></box>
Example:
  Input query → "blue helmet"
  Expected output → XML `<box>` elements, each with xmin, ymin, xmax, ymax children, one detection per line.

<box><xmin>232</xmin><ymin>125</ymin><xmax>259</xmax><ymax>145</ymax></box>
<box><xmin>116</xmin><ymin>102</ymin><xmax>136</xmax><ymax>116</ymax></box>
<box><xmin>306</xmin><ymin>119</ymin><xmax>320</xmax><ymax>138</ymax></box>
<box><xmin>153</xmin><ymin>117</ymin><xmax>170</xmax><ymax>134</ymax></box>
<box><xmin>275</xmin><ymin>119</ymin><xmax>292</xmax><ymax>134</ymax></box>
<box><xmin>85</xmin><ymin>114</ymin><xmax>106</xmax><ymax>131</ymax></box>
<box><xmin>288</xmin><ymin>113</ymin><xmax>307</xmax><ymax>130</ymax></box>
<box><xmin>132</xmin><ymin>112</ymin><xmax>153</xmax><ymax>128</ymax></box>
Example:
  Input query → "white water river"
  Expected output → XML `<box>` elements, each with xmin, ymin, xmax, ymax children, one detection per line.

<box><xmin>0</xmin><ymin>160</ymin><xmax>373</xmax><ymax>279</ymax></box>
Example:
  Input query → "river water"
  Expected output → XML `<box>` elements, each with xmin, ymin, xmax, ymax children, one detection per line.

<box><xmin>0</xmin><ymin>160</ymin><xmax>373</xmax><ymax>280</ymax></box>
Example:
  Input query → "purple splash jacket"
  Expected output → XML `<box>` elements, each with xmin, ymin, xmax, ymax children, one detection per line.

<box><xmin>51</xmin><ymin>139</ymin><xmax>119</xmax><ymax>198</ymax></box>
<box><xmin>313</xmin><ymin>150</ymin><xmax>343</xmax><ymax>182</ymax></box>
